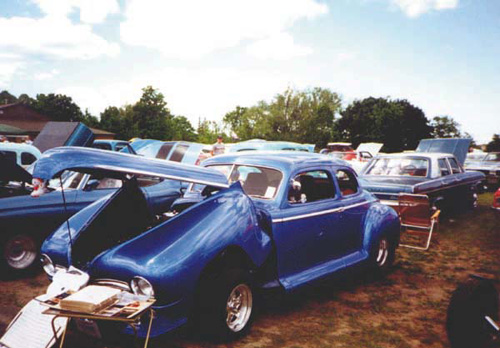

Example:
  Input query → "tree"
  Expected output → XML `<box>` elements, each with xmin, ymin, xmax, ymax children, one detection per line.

<box><xmin>486</xmin><ymin>134</ymin><xmax>500</xmax><ymax>152</ymax></box>
<box><xmin>336</xmin><ymin>97</ymin><xmax>432</xmax><ymax>152</ymax></box>
<box><xmin>171</xmin><ymin>116</ymin><xmax>197</xmax><ymax>141</ymax></box>
<box><xmin>32</xmin><ymin>93</ymin><xmax>84</xmax><ymax>122</ymax></box>
<box><xmin>463</xmin><ymin>132</ymin><xmax>477</xmax><ymax>148</ymax></box>
<box><xmin>132</xmin><ymin>86</ymin><xmax>172</xmax><ymax>140</ymax></box>
<box><xmin>431</xmin><ymin>116</ymin><xmax>462</xmax><ymax>138</ymax></box>
<box><xmin>223</xmin><ymin>87</ymin><xmax>342</xmax><ymax>148</ymax></box>
<box><xmin>0</xmin><ymin>90</ymin><xmax>17</xmax><ymax>105</ymax></box>
<box><xmin>81</xmin><ymin>109</ymin><xmax>100</xmax><ymax>128</ymax></box>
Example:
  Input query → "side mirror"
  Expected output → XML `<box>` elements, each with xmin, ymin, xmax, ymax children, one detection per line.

<box><xmin>84</xmin><ymin>179</ymin><xmax>99</xmax><ymax>191</ymax></box>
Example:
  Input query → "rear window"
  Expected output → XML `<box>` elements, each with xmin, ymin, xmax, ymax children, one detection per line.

<box><xmin>114</xmin><ymin>143</ymin><xmax>128</xmax><ymax>152</ymax></box>
<box><xmin>169</xmin><ymin>144</ymin><xmax>189</xmax><ymax>162</ymax></box>
<box><xmin>366</xmin><ymin>157</ymin><xmax>428</xmax><ymax>177</ymax></box>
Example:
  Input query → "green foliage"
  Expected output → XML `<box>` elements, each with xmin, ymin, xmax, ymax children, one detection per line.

<box><xmin>486</xmin><ymin>134</ymin><xmax>500</xmax><ymax>152</ymax></box>
<box><xmin>32</xmin><ymin>93</ymin><xmax>84</xmax><ymax>122</ymax></box>
<box><xmin>223</xmin><ymin>87</ymin><xmax>342</xmax><ymax>148</ymax></box>
<box><xmin>337</xmin><ymin>97</ymin><xmax>432</xmax><ymax>152</ymax></box>
<box><xmin>431</xmin><ymin>116</ymin><xmax>462</xmax><ymax>138</ymax></box>
<box><xmin>171</xmin><ymin>116</ymin><xmax>197</xmax><ymax>141</ymax></box>
<box><xmin>132</xmin><ymin>86</ymin><xmax>172</xmax><ymax>140</ymax></box>
<box><xmin>0</xmin><ymin>90</ymin><xmax>18</xmax><ymax>105</ymax></box>
<box><xmin>197</xmin><ymin>118</ymin><xmax>227</xmax><ymax>144</ymax></box>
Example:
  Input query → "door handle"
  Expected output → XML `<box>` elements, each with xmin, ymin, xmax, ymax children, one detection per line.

<box><xmin>338</xmin><ymin>207</ymin><xmax>345</xmax><ymax>213</ymax></box>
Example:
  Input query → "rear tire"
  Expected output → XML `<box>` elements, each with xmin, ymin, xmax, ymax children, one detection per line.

<box><xmin>195</xmin><ymin>268</ymin><xmax>254</xmax><ymax>342</ymax></box>
<box><xmin>446</xmin><ymin>278</ymin><xmax>499</xmax><ymax>348</ymax></box>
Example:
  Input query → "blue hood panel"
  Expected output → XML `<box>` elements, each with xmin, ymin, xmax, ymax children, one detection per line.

<box><xmin>32</xmin><ymin>147</ymin><xmax>229</xmax><ymax>188</ymax></box>
<box><xmin>416</xmin><ymin>138</ymin><xmax>471</xmax><ymax>165</ymax></box>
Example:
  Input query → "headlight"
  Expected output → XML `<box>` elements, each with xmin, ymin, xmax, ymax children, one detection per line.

<box><xmin>130</xmin><ymin>276</ymin><xmax>155</xmax><ymax>298</ymax></box>
<box><xmin>41</xmin><ymin>254</ymin><xmax>56</xmax><ymax>277</ymax></box>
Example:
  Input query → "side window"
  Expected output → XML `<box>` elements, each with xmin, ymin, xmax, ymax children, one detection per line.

<box><xmin>438</xmin><ymin>158</ymin><xmax>451</xmax><ymax>176</ymax></box>
<box><xmin>447</xmin><ymin>158</ymin><xmax>462</xmax><ymax>174</ymax></box>
<box><xmin>156</xmin><ymin>143</ymin><xmax>174</xmax><ymax>159</ymax></box>
<box><xmin>288</xmin><ymin>170</ymin><xmax>336</xmax><ymax>204</ymax></box>
<box><xmin>114</xmin><ymin>143</ymin><xmax>128</xmax><ymax>152</ymax></box>
<box><xmin>169</xmin><ymin>144</ymin><xmax>189</xmax><ymax>162</ymax></box>
<box><xmin>21</xmin><ymin>152</ymin><xmax>37</xmax><ymax>165</ymax></box>
<box><xmin>335</xmin><ymin>169</ymin><xmax>359</xmax><ymax>196</ymax></box>
<box><xmin>87</xmin><ymin>176</ymin><xmax>122</xmax><ymax>190</ymax></box>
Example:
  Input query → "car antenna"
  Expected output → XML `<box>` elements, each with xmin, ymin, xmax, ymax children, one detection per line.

<box><xmin>59</xmin><ymin>176</ymin><xmax>74</xmax><ymax>248</ymax></box>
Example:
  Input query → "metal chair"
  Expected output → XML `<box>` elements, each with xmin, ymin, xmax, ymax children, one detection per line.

<box><xmin>398</xmin><ymin>194</ymin><xmax>441</xmax><ymax>251</ymax></box>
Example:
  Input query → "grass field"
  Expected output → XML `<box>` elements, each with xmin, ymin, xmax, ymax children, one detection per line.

<box><xmin>1</xmin><ymin>193</ymin><xmax>498</xmax><ymax>348</ymax></box>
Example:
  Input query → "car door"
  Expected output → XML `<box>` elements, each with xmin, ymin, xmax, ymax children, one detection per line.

<box><xmin>272</xmin><ymin>168</ymin><xmax>343</xmax><ymax>287</ymax></box>
<box><xmin>334</xmin><ymin>167</ymin><xmax>370</xmax><ymax>259</ymax></box>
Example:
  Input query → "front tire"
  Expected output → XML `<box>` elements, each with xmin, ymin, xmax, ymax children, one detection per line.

<box><xmin>446</xmin><ymin>278</ymin><xmax>499</xmax><ymax>348</ymax></box>
<box><xmin>369</xmin><ymin>234</ymin><xmax>396</xmax><ymax>273</ymax></box>
<box><xmin>195</xmin><ymin>268</ymin><xmax>254</xmax><ymax>341</ymax></box>
<box><xmin>3</xmin><ymin>233</ymin><xmax>39</xmax><ymax>272</ymax></box>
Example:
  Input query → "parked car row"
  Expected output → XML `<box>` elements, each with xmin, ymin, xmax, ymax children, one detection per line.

<box><xmin>0</xmin><ymin>135</ymin><xmax>495</xmax><ymax>344</ymax></box>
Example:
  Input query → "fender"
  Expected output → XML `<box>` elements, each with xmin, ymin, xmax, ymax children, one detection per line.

<box><xmin>361</xmin><ymin>202</ymin><xmax>400</xmax><ymax>253</ymax></box>
<box><xmin>88</xmin><ymin>184</ymin><xmax>272</xmax><ymax>306</ymax></box>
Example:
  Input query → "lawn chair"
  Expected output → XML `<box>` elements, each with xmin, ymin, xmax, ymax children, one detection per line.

<box><xmin>398</xmin><ymin>194</ymin><xmax>441</xmax><ymax>251</ymax></box>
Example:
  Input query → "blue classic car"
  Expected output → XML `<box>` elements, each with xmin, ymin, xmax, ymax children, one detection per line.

<box><xmin>91</xmin><ymin>139</ymin><xmax>134</xmax><ymax>153</ymax></box>
<box><xmin>227</xmin><ymin>139</ymin><xmax>314</xmax><ymax>153</ymax></box>
<box><xmin>39</xmin><ymin>148</ymin><xmax>399</xmax><ymax>341</ymax></box>
<box><xmin>0</xmin><ymin>149</ymin><xmax>182</xmax><ymax>272</ymax></box>
<box><xmin>359</xmin><ymin>139</ymin><xmax>485</xmax><ymax>212</ymax></box>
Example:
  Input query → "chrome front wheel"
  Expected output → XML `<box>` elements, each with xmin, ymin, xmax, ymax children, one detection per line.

<box><xmin>376</xmin><ymin>237</ymin><xmax>389</xmax><ymax>267</ymax></box>
<box><xmin>226</xmin><ymin>283</ymin><xmax>253</xmax><ymax>333</ymax></box>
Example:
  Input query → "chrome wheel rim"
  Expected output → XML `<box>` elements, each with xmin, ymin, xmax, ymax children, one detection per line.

<box><xmin>376</xmin><ymin>238</ymin><xmax>389</xmax><ymax>267</ymax></box>
<box><xmin>226</xmin><ymin>283</ymin><xmax>252</xmax><ymax>333</ymax></box>
<box><xmin>4</xmin><ymin>235</ymin><xmax>37</xmax><ymax>270</ymax></box>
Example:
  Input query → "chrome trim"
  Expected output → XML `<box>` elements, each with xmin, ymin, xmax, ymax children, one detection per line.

<box><xmin>379</xmin><ymin>199</ymin><xmax>398</xmax><ymax>206</ymax></box>
<box><xmin>272</xmin><ymin>201</ymin><xmax>370</xmax><ymax>223</ymax></box>
<box><xmin>93</xmin><ymin>278</ymin><xmax>131</xmax><ymax>291</ymax></box>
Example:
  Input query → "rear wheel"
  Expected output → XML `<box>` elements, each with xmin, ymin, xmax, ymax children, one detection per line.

<box><xmin>195</xmin><ymin>268</ymin><xmax>255</xmax><ymax>341</ymax></box>
<box><xmin>3</xmin><ymin>233</ymin><xmax>38</xmax><ymax>271</ymax></box>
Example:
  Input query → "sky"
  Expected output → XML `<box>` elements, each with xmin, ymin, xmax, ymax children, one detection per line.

<box><xmin>0</xmin><ymin>0</ymin><xmax>499</xmax><ymax>144</ymax></box>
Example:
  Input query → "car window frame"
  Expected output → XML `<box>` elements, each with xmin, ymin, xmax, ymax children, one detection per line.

<box><xmin>438</xmin><ymin>158</ymin><xmax>451</xmax><ymax>177</ymax></box>
<box><xmin>284</xmin><ymin>167</ymin><xmax>338</xmax><ymax>208</ymax></box>
<box><xmin>334</xmin><ymin>167</ymin><xmax>361</xmax><ymax>197</ymax></box>
<box><xmin>446</xmin><ymin>157</ymin><xmax>462</xmax><ymax>174</ymax></box>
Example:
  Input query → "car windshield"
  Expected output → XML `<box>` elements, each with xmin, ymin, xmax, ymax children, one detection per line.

<box><xmin>365</xmin><ymin>157</ymin><xmax>429</xmax><ymax>177</ymax></box>
<box><xmin>192</xmin><ymin>164</ymin><xmax>283</xmax><ymax>199</ymax></box>
<box><xmin>484</xmin><ymin>153</ymin><xmax>500</xmax><ymax>162</ymax></box>
<box><xmin>48</xmin><ymin>171</ymin><xmax>85</xmax><ymax>190</ymax></box>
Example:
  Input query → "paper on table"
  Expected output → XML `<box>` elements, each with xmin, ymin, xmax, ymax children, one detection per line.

<box><xmin>0</xmin><ymin>299</ymin><xmax>67</xmax><ymax>348</ymax></box>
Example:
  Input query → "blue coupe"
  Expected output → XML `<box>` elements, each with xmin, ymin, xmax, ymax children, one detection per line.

<box><xmin>39</xmin><ymin>148</ymin><xmax>400</xmax><ymax>341</ymax></box>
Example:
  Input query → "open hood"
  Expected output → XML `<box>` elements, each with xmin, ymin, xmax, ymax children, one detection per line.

<box><xmin>32</xmin><ymin>147</ymin><xmax>229</xmax><ymax>188</ymax></box>
<box><xmin>0</xmin><ymin>153</ymin><xmax>32</xmax><ymax>183</ymax></box>
<box><xmin>356</xmin><ymin>143</ymin><xmax>383</xmax><ymax>157</ymax></box>
<box><xmin>416</xmin><ymin>138</ymin><xmax>471</xmax><ymax>165</ymax></box>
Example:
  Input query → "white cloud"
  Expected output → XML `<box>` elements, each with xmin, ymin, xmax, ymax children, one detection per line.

<box><xmin>392</xmin><ymin>0</ymin><xmax>458</xmax><ymax>17</ymax></box>
<box><xmin>0</xmin><ymin>60</ymin><xmax>24</xmax><ymax>87</ymax></box>
<box><xmin>120</xmin><ymin>0</ymin><xmax>328</xmax><ymax>59</ymax></box>
<box><xmin>34</xmin><ymin>69</ymin><xmax>60</xmax><ymax>81</ymax></box>
<box><xmin>0</xmin><ymin>16</ymin><xmax>120</xmax><ymax>59</ymax></box>
<box><xmin>246</xmin><ymin>32</ymin><xmax>313</xmax><ymax>60</ymax></box>
<box><xmin>32</xmin><ymin>0</ymin><xmax>119</xmax><ymax>24</ymax></box>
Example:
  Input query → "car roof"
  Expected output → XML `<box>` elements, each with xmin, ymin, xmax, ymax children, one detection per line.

<box><xmin>203</xmin><ymin>151</ymin><xmax>348</xmax><ymax>172</ymax></box>
<box><xmin>376</xmin><ymin>152</ymin><xmax>456</xmax><ymax>160</ymax></box>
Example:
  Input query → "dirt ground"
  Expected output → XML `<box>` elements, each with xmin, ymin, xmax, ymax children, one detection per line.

<box><xmin>1</xmin><ymin>192</ymin><xmax>499</xmax><ymax>348</ymax></box>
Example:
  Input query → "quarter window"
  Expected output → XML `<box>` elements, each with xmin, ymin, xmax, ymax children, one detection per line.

<box><xmin>288</xmin><ymin>170</ymin><xmax>336</xmax><ymax>204</ymax></box>
<box><xmin>21</xmin><ymin>152</ymin><xmax>37</xmax><ymax>165</ymax></box>
<box><xmin>447</xmin><ymin>158</ymin><xmax>462</xmax><ymax>174</ymax></box>
<box><xmin>438</xmin><ymin>159</ymin><xmax>451</xmax><ymax>176</ymax></box>
<box><xmin>335</xmin><ymin>169</ymin><xmax>359</xmax><ymax>196</ymax></box>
